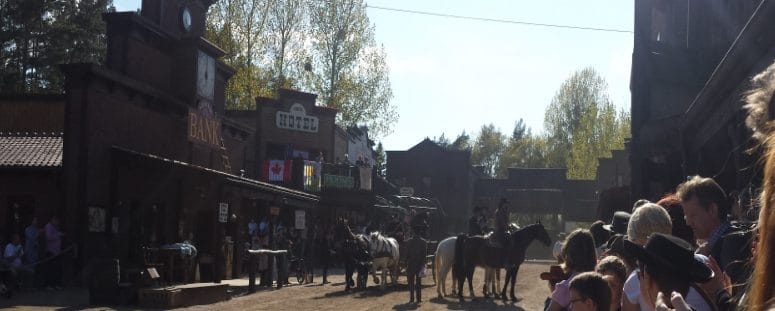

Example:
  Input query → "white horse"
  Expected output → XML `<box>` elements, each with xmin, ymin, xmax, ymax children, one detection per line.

<box><xmin>435</xmin><ymin>236</ymin><xmax>501</xmax><ymax>298</ymax></box>
<box><xmin>366</xmin><ymin>232</ymin><xmax>400</xmax><ymax>290</ymax></box>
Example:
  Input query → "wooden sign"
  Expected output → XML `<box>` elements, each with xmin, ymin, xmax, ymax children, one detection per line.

<box><xmin>270</xmin><ymin>206</ymin><xmax>280</xmax><ymax>216</ymax></box>
<box><xmin>188</xmin><ymin>109</ymin><xmax>222</xmax><ymax>148</ymax></box>
<box><xmin>295</xmin><ymin>210</ymin><xmax>305</xmax><ymax>230</ymax></box>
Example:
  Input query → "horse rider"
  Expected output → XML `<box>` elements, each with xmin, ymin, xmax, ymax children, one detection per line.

<box><xmin>468</xmin><ymin>206</ymin><xmax>485</xmax><ymax>235</ymax></box>
<box><xmin>494</xmin><ymin>198</ymin><xmax>510</xmax><ymax>248</ymax></box>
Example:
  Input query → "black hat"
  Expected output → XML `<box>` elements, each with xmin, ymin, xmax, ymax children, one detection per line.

<box><xmin>603</xmin><ymin>211</ymin><xmax>631</xmax><ymax>235</ymax></box>
<box><xmin>623</xmin><ymin>233</ymin><xmax>713</xmax><ymax>283</ymax></box>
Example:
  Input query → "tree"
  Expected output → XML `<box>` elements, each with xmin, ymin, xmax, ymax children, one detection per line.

<box><xmin>307</xmin><ymin>0</ymin><xmax>396</xmax><ymax>138</ymax></box>
<box><xmin>206</xmin><ymin>0</ymin><xmax>273</xmax><ymax>109</ymax></box>
<box><xmin>511</xmin><ymin>118</ymin><xmax>527</xmax><ymax>142</ymax></box>
<box><xmin>471</xmin><ymin>124</ymin><xmax>505</xmax><ymax>177</ymax></box>
<box><xmin>451</xmin><ymin>130</ymin><xmax>471</xmax><ymax>151</ymax></box>
<box><xmin>266</xmin><ymin>0</ymin><xmax>308</xmax><ymax>89</ymax></box>
<box><xmin>374</xmin><ymin>142</ymin><xmax>386</xmax><ymax>176</ymax></box>
<box><xmin>544</xmin><ymin>67</ymin><xmax>630</xmax><ymax>179</ymax></box>
<box><xmin>0</xmin><ymin>0</ymin><xmax>113</xmax><ymax>93</ymax></box>
<box><xmin>544</xmin><ymin>67</ymin><xmax>610</xmax><ymax>167</ymax></box>
<box><xmin>432</xmin><ymin>133</ymin><xmax>451</xmax><ymax>148</ymax></box>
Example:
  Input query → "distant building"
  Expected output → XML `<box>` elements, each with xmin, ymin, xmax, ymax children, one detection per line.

<box><xmin>386</xmin><ymin>139</ymin><xmax>476</xmax><ymax>234</ymax></box>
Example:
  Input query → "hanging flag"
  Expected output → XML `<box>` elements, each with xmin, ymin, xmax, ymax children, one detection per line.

<box><xmin>303</xmin><ymin>160</ymin><xmax>321</xmax><ymax>191</ymax></box>
<box><xmin>265</xmin><ymin>160</ymin><xmax>292</xmax><ymax>182</ymax></box>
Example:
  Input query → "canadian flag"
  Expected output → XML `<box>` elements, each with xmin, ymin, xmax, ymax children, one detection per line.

<box><xmin>265</xmin><ymin>160</ymin><xmax>292</xmax><ymax>182</ymax></box>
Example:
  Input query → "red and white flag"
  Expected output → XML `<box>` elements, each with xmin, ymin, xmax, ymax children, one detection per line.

<box><xmin>265</xmin><ymin>160</ymin><xmax>292</xmax><ymax>182</ymax></box>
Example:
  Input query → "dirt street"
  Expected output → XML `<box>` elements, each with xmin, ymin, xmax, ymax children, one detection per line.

<box><xmin>0</xmin><ymin>261</ymin><xmax>553</xmax><ymax>310</ymax></box>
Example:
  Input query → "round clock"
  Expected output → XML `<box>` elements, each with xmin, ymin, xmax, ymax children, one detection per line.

<box><xmin>181</xmin><ymin>7</ymin><xmax>192</xmax><ymax>32</ymax></box>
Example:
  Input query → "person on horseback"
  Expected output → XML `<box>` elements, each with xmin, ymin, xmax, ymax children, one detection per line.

<box><xmin>468</xmin><ymin>206</ymin><xmax>485</xmax><ymax>236</ymax></box>
<box><xmin>494</xmin><ymin>198</ymin><xmax>510</xmax><ymax>248</ymax></box>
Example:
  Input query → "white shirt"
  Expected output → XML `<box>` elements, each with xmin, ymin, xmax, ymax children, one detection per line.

<box><xmin>623</xmin><ymin>269</ymin><xmax>653</xmax><ymax>311</ymax></box>
<box><xmin>4</xmin><ymin>243</ymin><xmax>23</xmax><ymax>268</ymax></box>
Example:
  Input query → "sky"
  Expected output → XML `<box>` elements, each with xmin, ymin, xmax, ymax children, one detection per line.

<box><xmin>114</xmin><ymin>0</ymin><xmax>633</xmax><ymax>152</ymax></box>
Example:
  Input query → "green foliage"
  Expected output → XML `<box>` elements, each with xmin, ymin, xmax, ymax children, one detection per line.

<box><xmin>206</xmin><ymin>0</ymin><xmax>397</xmax><ymax>139</ymax></box>
<box><xmin>472</xmin><ymin>124</ymin><xmax>505</xmax><ymax>177</ymax></box>
<box><xmin>451</xmin><ymin>130</ymin><xmax>471</xmax><ymax>151</ymax></box>
<box><xmin>374</xmin><ymin>142</ymin><xmax>386</xmax><ymax>176</ymax></box>
<box><xmin>544</xmin><ymin>67</ymin><xmax>630</xmax><ymax>179</ymax></box>
<box><xmin>0</xmin><ymin>0</ymin><xmax>113</xmax><ymax>93</ymax></box>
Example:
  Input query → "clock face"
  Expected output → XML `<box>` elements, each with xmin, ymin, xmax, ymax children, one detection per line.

<box><xmin>181</xmin><ymin>7</ymin><xmax>192</xmax><ymax>32</ymax></box>
<box><xmin>197</xmin><ymin>51</ymin><xmax>215</xmax><ymax>101</ymax></box>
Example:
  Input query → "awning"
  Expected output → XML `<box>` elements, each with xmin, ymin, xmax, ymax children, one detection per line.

<box><xmin>111</xmin><ymin>146</ymin><xmax>318</xmax><ymax>203</ymax></box>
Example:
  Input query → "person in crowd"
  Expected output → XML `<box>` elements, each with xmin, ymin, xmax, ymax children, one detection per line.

<box><xmin>602</xmin><ymin>211</ymin><xmax>632</xmax><ymax>236</ymax></box>
<box><xmin>741</xmin><ymin>60</ymin><xmax>775</xmax><ymax>311</ymax></box>
<box><xmin>656</xmin><ymin>194</ymin><xmax>696</xmax><ymax>248</ymax></box>
<box><xmin>553</xmin><ymin>232</ymin><xmax>567</xmax><ymax>263</ymax></box>
<box><xmin>43</xmin><ymin>216</ymin><xmax>64</xmax><ymax>290</ymax></box>
<box><xmin>590</xmin><ymin>220</ymin><xmax>610</xmax><ymax>256</ymax></box>
<box><xmin>622</xmin><ymin>202</ymin><xmax>672</xmax><ymax>311</ymax></box>
<box><xmin>411</xmin><ymin>211</ymin><xmax>430</xmax><ymax>238</ymax></box>
<box><xmin>493</xmin><ymin>198</ymin><xmax>510</xmax><ymax>248</ymax></box>
<box><xmin>468</xmin><ymin>206</ymin><xmax>485</xmax><ymax>236</ymax></box>
<box><xmin>624</xmin><ymin>233</ymin><xmax>715</xmax><ymax>311</ymax></box>
<box><xmin>569</xmin><ymin>272</ymin><xmax>612</xmax><ymax>311</ymax></box>
<box><xmin>546</xmin><ymin>229</ymin><xmax>597</xmax><ymax>311</ymax></box>
<box><xmin>676</xmin><ymin>176</ymin><xmax>750</xmax><ymax>273</ymax></box>
<box><xmin>603</xmin><ymin>234</ymin><xmax>636</xmax><ymax>273</ymax></box>
<box><xmin>596</xmin><ymin>256</ymin><xmax>627</xmax><ymax>311</ymax></box>
<box><xmin>24</xmin><ymin>217</ymin><xmax>42</xmax><ymax>288</ymax></box>
<box><xmin>405</xmin><ymin>232</ymin><xmax>427</xmax><ymax>303</ymax></box>
<box><xmin>632</xmin><ymin>199</ymin><xmax>651</xmax><ymax>212</ymax></box>
<box><xmin>4</xmin><ymin>233</ymin><xmax>23</xmax><ymax>270</ymax></box>
<box><xmin>248</xmin><ymin>218</ymin><xmax>258</xmax><ymax>237</ymax></box>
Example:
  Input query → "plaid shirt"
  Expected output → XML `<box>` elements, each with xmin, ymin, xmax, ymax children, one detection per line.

<box><xmin>707</xmin><ymin>222</ymin><xmax>731</xmax><ymax>250</ymax></box>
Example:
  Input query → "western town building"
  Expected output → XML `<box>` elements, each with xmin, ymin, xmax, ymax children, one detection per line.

<box><xmin>630</xmin><ymin>0</ymin><xmax>764</xmax><ymax>200</ymax></box>
<box><xmin>0</xmin><ymin>0</ymin><xmax>325</xmax><ymax>287</ymax></box>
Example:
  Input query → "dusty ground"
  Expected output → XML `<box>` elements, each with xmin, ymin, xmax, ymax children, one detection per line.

<box><xmin>0</xmin><ymin>261</ymin><xmax>553</xmax><ymax>310</ymax></box>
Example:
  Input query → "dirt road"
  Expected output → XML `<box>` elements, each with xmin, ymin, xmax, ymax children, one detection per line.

<box><xmin>0</xmin><ymin>261</ymin><xmax>553</xmax><ymax>310</ymax></box>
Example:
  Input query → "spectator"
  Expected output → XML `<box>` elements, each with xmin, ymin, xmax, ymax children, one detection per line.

<box><xmin>24</xmin><ymin>218</ymin><xmax>42</xmax><ymax>265</ymax></box>
<box><xmin>43</xmin><ymin>216</ymin><xmax>64</xmax><ymax>290</ymax></box>
<box><xmin>624</xmin><ymin>233</ymin><xmax>714</xmax><ymax>311</ymax></box>
<box><xmin>405</xmin><ymin>233</ymin><xmax>427</xmax><ymax>303</ymax></box>
<box><xmin>546</xmin><ymin>229</ymin><xmax>597</xmax><ymax>311</ymax></box>
<box><xmin>569</xmin><ymin>272</ymin><xmax>612</xmax><ymax>311</ymax></box>
<box><xmin>656</xmin><ymin>194</ymin><xmax>696</xmax><ymax>248</ymax></box>
<box><xmin>622</xmin><ymin>202</ymin><xmax>672</xmax><ymax>311</ymax></box>
<box><xmin>248</xmin><ymin>218</ymin><xmax>258</xmax><ymax>237</ymax></box>
<box><xmin>677</xmin><ymin>176</ymin><xmax>751</xmax><ymax>273</ymax></box>
<box><xmin>596</xmin><ymin>256</ymin><xmax>627</xmax><ymax>311</ymax></box>
<box><xmin>602</xmin><ymin>211</ymin><xmax>631</xmax><ymax>236</ymax></box>
<box><xmin>590</xmin><ymin>220</ymin><xmax>610</xmax><ymax>256</ymax></box>
<box><xmin>4</xmin><ymin>234</ymin><xmax>23</xmax><ymax>270</ymax></box>
<box><xmin>742</xmin><ymin>59</ymin><xmax>775</xmax><ymax>311</ymax></box>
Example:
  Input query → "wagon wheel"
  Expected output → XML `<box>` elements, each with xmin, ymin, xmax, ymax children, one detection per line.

<box><xmin>295</xmin><ymin>260</ymin><xmax>306</xmax><ymax>284</ymax></box>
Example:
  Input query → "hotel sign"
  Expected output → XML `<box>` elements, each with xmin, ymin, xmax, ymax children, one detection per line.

<box><xmin>188</xmin><ymin>109</ymin><xmax>222</xmax><ymax>148</ymax></box>
<box><xmin>276</xmin><ymin>103</ymin><xmax>319</xmax><ymax>133</ymax></box>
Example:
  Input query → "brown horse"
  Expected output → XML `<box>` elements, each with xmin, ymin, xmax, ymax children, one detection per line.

<box><xmin>453</xmin><ymin>222</ymin><xmax>552</xmax><ymax>302</ymax></box>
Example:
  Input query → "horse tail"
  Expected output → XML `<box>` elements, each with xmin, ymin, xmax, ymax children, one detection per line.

<box><xmin>453</xmin><ymin>234</ymin><xmax>467</xmax><ymax>280</ymax></box>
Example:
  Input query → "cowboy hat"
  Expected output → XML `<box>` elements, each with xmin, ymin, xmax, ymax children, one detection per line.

<box><xmin>623</xmin><ymin>233</ymin><xmax>713</xmax><ymax>283</ymax></box>
<box><xmin>539</xmin><ymin>265</ymin><xmax>568</xmax><ymax>281</ymax></box>
<box><xmin>602</xmin><ymin>211</ymin><xmax>631</xmax><ymax>235</ymax></box>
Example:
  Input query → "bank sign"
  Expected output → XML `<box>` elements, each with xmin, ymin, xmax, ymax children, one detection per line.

<box><xmin>188</xmin><ymin>109</ymin><xmax>222</xmax><ymax>148</ymax></box>
<box><xmin>276</xmin><ymin>103</ymin><xmax>319</xmax><ymax>133</ymax></box>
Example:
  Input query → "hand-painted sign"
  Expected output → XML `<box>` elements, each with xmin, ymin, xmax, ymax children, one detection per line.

<box><xmin>323</xmin><ymin>174</ymin><xmax>355</xmax><ymax>189</ymax></box>
<box><xmin>276</xmin><ymin>103</ymin><xmax>319</xmax><ymax>133</ymax></box>
<box><xmin>188</xmin><ymin>109</ymin><xmax>222</xmax><ymax>148</ymax></box>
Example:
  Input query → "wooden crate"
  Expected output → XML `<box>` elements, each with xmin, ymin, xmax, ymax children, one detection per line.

<box><xmin>138</xmin><ymin>288</ymin><xmax>182</xmax><ymax>308</ymax></box>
